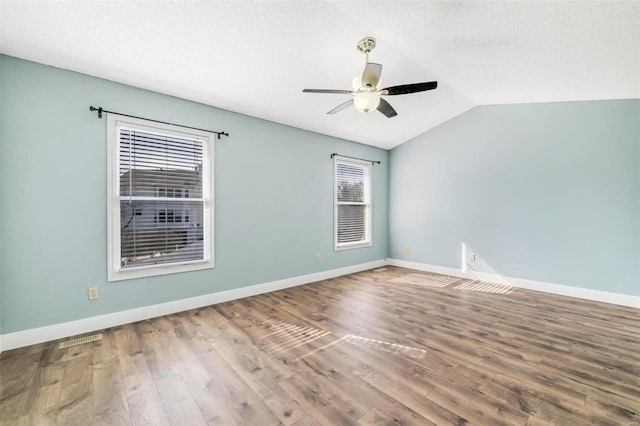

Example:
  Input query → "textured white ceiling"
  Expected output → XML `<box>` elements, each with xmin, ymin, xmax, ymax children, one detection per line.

<box><xmin>1</xmin><ymin>1</ymin><xmax>638</xmax><ymax>149</ymax></box>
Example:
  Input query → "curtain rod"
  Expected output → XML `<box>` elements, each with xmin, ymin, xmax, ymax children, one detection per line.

<box><xmin>89</xmin><ymin>106</ymin><xmax>229</xmax><ymax>140</ymax></box>
<box><xmin>331</xmin><ymin>153</ymin><xmax>381</xmax><ymax>165</ymax></box>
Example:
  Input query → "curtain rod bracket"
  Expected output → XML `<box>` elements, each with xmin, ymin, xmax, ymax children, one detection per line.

<box><xmin>89</xmin><ymin>105</ymin><xmax>103</xmax><ymax>118</ymax></box>
<box><xmin>89</xmin><ymin>105</ymin><xmax>228</xmax><ymax>139</ymax></box>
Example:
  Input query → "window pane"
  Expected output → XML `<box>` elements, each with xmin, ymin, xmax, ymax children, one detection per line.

<box><xmin>119</xmin><ymin>129</ymin><xmax>203</xmax><ymax>198</ymax></box>
<box><xmin>337</xmin><ymin>205</ymin><xmax>366</xmax><ymax>243</ymax></box>
<box><xmin>336</xmin><ymin>163</ymin><xmax>364</xmax><ymax>202</ymax></box>
<box><xmin>120</xmin><ymin>200</ymin><xmax>204</xmax><ymax>269</ymax></box>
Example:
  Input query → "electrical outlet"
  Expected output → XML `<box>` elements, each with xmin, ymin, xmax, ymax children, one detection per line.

<box><xmin>404</xmin><ymin>246</ymin><xmax>410</xmax><ymax>253</ymax></box>
<box><xmin>316</xmin><ymin>254</ymin><xmax>322</xmax><ymax>263</ymax></box>
<box><xmin>88</xmin><ymin>287</ymin><xmax>99</xmax><ymax>300</ymax></box>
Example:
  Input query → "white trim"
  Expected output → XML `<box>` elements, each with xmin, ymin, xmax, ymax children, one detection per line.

<box><xmin>334</xmin><ymin>157</ymin><xmax>372</xmax><ymax>251</ymax></box>
<box><xmin>0</xmin><ymin>260</ymin><xmax>386</xmax><ymax>352</ymax></box>
<box><xmin>107</xmin><ymin>113</ymin><xmax>215</xmax><ymax>281</ymax></box>
<box><xmin>388</xmin><ymin>259</ymin><xmax>640</xmax><ymax>308</ymax></box>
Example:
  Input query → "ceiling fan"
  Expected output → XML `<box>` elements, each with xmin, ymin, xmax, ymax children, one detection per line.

<box><xmin>303</xmin><ymin>37</ymin><xmax>437</xmax><ymax>118</ymax></box>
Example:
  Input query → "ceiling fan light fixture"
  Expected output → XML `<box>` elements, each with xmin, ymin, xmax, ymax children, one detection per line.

<box><xmin>302</xmin><ymin>36</ymin><xmax>437</xmax><ymax>118</ymax></box>
<box><xmin>353</xmin><ymin>91</ymin><xmax>380</xmax><ymax>113</ymax></box>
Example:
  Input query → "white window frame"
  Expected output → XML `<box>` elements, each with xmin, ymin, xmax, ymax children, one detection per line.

<box><xmin>334</xmin><ymin>156</ymin><xmax>372</xmax><ymax>251</ymax></box>
<box><xmin>107</xmin><ymin>114</ymin><xmax>215</xmax><ymax>281</ymax></box>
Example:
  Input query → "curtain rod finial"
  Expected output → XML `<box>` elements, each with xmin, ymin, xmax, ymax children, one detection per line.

<box><xmin>89</xmin><ymin>105</ymin><xmax>103</xmax><ymax>118</ymax></box>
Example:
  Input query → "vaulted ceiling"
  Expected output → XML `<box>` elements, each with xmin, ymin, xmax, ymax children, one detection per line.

<box><xmin>1</xmin><ymin>1</ymin><xmax>638</xmax><ymax>149</ymax></box>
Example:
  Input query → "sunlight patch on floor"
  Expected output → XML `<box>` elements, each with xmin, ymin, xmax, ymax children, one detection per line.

<box><xmin>258</xmin><ymin>319</ymin><xmax>331</xmax><ymax>354</ymax></box>
<box><xmin>296</xmin><ymin>334</ymin><xmax>426</xmax><ymax>361</ymax></box>
<box><xmin>343</xmin><ymin>335</ymin><xmax>426</xmax><ymax>359</ymax></box>
<box><xmin>389</xmin><ymin>273</ymin><xmax>458</xmax><ymax>288</ymax></box>
<box><xmin>454</xmin><ymin>280</ymin><xmax>514</xmax><ymax>294</ymax></box>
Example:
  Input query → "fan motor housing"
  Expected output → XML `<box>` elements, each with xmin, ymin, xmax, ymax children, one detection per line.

<box><xmin>357</xmin><ymin>37</ymin><xmax>376</xmax><ymax>54</ymax></box>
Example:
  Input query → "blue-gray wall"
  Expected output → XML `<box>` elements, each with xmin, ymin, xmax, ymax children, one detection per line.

<box><xmin>0</xmin><ymin>55</ymin><xmax>389</xmax><ymax>334</ymax></box>
<box><xmin>390</xmin><ymin>100</ymin><xmax>639</xmax><ymax>296</ymax></box>
<box><xmin>0</xmin><ymin>55</ymin><xmax>4</xmax><ymax>336</ymax></box>
<box><xmin>2</xmin><ymin>54</ymin><xmax>637</xmax><ymax>337</ymax></box>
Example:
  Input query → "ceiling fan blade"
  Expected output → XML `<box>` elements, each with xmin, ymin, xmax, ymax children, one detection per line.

<box><xmin>327</xmin><ymin>99</ymin><xmax>354</xmax><ymax>114</ymax></box>
<box><xmin>361</xmin><ymin>63</ymin><xmax>383</xmax><ymax>88</ymax></box>
<box><xmin>382</xmin><ymin>81</ymin><xmax>438</xmax><ymax>96</ymax></box>
<box><xmin>303</xmin><ymin>89</ymin><xmax>352</xmax><ymax>94</ymax></box>
<box><xmin>377</xmin><ymin>98</ymin><xmax>398</xmax><ymax>118</ymax></box>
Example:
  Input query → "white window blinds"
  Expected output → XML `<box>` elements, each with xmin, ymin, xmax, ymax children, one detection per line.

<box><xmin>335</xmin><ymin>158</ymin><xmax>372</xmax><ymax>250</ymax></box>
<box><xmin>108</xmin><ymin>114</ymin><xmax>214</xmax><ymax>280</ymax></box>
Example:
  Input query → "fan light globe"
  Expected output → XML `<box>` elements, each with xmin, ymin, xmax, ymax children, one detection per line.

<box><xmin>354</xmin><ymin>91</ymin><xmax>380</xmax><ymax>113</ymax></box>
<box><xmin>352</xmin><ymin>75</ymin><xmax>362</xmax><ymax>91</ymax></box>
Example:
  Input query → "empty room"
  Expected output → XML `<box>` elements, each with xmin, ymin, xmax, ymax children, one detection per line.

<box><xmin>0</xmin><ymin>1</ymin><xmax>638</xmax><ymax>425</ymax></box>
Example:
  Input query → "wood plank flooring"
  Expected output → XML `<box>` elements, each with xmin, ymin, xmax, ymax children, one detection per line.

<box><xmin>1</xmin><ymin>266</ymin><xmax>639</xmax><ymax>425</ymax></box>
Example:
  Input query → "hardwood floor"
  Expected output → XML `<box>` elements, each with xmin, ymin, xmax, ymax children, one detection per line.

<box><xmin>1</xmin><ymin>266</ymin><xmax>638</xmax><ymax>425</ymax></box>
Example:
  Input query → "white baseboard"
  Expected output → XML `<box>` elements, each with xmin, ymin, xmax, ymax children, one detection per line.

<box><xmin>388</xmin><ymin>259</ymin><xmax>639</xmax><ymax>309</ymax></box>
<box><xmin>0</xmin><ymin>260</ymin><xmax>386</xmax><ymax>352</ymax></box>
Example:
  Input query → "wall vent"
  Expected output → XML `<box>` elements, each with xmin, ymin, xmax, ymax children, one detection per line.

<box><xmin>58</xmin><ymin>333</ymin><xmax>102</xmax><ymax>349</ymax></box>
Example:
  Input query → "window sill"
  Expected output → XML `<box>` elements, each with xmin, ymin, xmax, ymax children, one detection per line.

<box><xmin>108</xmin><ymin>259</ymin><xmax>214</xmax><ymax>282</ymax></box>
<box><xmin>335</xmin><ymin>241</ymin><xmax>372</xmax><ymax>251</ymax></box>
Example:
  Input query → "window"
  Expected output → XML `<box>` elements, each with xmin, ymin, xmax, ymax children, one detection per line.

<box><xmin>334</xmin><ymin>157</ymin><xmax>372</xmax><ymax>250</ymax></box>
<box><xmin>155</xmin><ymin>208</ymin><xmax>190</xmax><ymax>224</ymax></box>
<box><xmin>156</xmin><ymin>188</ymin><xmax>190</xmax><ymax>198</ymax></box>
<box><xmin>107</xmin><ymin>114</ymin><xmax>214</xmax><ymax>281</ymax></box>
